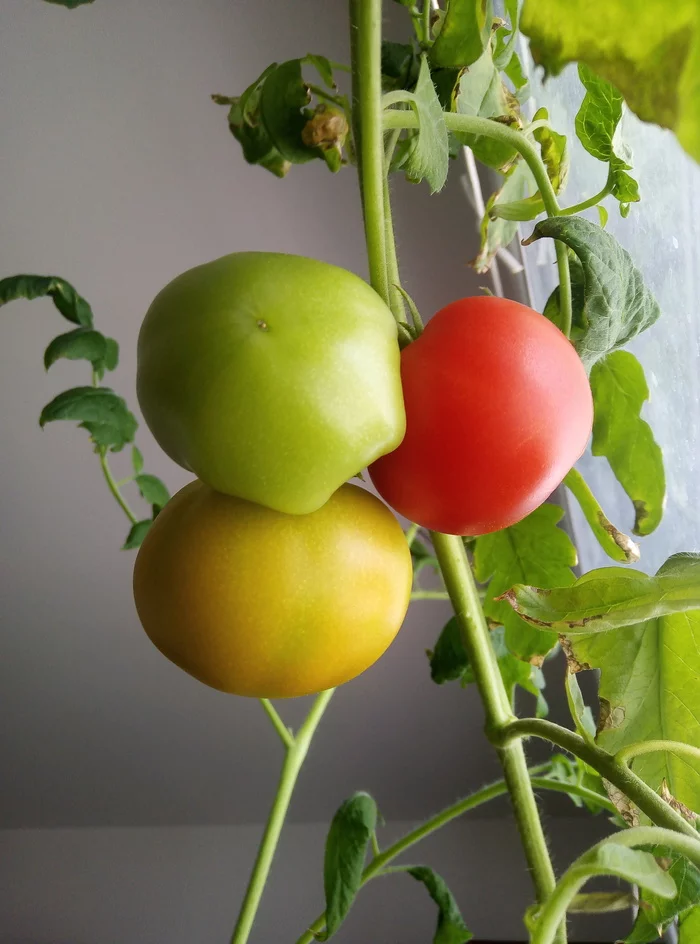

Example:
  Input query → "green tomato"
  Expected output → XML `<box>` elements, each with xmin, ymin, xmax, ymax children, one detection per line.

<box><xmin>137</xmin><ymin>252</ymin><xmax>405</xmax><ymax>514</ymax></box>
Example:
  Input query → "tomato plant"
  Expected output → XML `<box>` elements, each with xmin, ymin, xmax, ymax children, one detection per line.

<box><xmin>369</xmin><ymin>296</ymin><xmax>593</xmax><ymax>536</ymax></box>
<box><xmin>5</xmin><ymin>1</ymin><xmax>700</xmax><ymax>943</ymax></box>
<box><xmin>137</xmin><ymin>251</ymin><xmax>405</xmax><ymax>515</ymax></box>
<box><xmin>133</xmin><ymin>480</ymin><xmax>412</xmax><ymax>698</ymax></box>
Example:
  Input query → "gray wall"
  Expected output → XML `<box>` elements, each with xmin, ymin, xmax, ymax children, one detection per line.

<box><xmin>0</xmin><ymin>0</ymin><xmax>622</xmax><ymax>941</ymax></box>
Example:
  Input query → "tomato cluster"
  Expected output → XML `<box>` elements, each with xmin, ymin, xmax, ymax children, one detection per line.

<box><xmin>133</xmin><ymin>253</ymin><xmax>593</xmax><ymax>698</ymax></box>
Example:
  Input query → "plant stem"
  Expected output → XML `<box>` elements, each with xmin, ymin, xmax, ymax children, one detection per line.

<box><xmin>98</xmin><ymin>448</ymin><xmax>139</xmax><ymax>524</ymax></box>
<box><xmin>405</xmin><ymin>522</ymin><xmax>420</xmax><ymax>547</ymax></box>
<box><xmin>531</xmin><ymin>826</ymin><xmax>700</xmax><ymax>944</ymax></box>
<box><xmin>230</xmin><ymin>689</ymin><xmax>334</xmax><ymax>944</ymax></box>
<box><xmin>430</xmin><ymin>533</ymin><xmax>564</xmax><ymax>942</ymax></box>
<box><xmin>563</xmin><ymin>468</ymin><xmax>639</xmax><ymax>564</ymax></box>
<box><xmin>260</xmin><ymin>699</ymin><xmax>294</xmax><ymax>750</ymax></box>
<box><xmin>383</xmin><ymin>177</ymin><xmax>407</xmax><ymax>321</ymax></box>
<box><xmin>350</xmin><ymin>0</ymin><xmax>389</xmax><ymax>304</ymax></box>
<box><xmin>422</xmin><ymin>0</ymin><xmax>431</xmax><ymax>43</ymax></box>
<box><xmin>560</xmin><ymin>177</ymin><xmax>613</xmax><ymax>216</ymax></box>
<box><xmin>383</xmin><ymin>109</ymin><xmax>574</xmax><ymax>337</ymax></box>
<box><xmin>410</xmin><ymin>590</ymin><xmax>450</xmax><ymax>600</ymax></box>
<box><xmin>500</xmin><ymin>718</ymin><xmax>700</xmax><ymax>839</ymax></box>
<box><xmin>529</xmin><ymin>777</ymin><xmax>617</xmax><ymax>814</ymax></box>
<box><xmin>294</xmin><ymin>767</ymin><xmax>601</xmax><ymax>944</ymax></box>
<box><xmin>615</xmin><ymin>739</ymin><xmax>700</xmax><ymax>768</ymax></box>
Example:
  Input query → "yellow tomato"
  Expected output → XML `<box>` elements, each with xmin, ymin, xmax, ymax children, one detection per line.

<box><xmin>133</xmin><ymin>481</ymin><xmax>412</xmax><ymax>698</ymax></box>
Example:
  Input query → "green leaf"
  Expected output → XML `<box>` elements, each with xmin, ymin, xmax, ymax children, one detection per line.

<box><xmin>122</xmin><ymin>520</ymin><xmax>152</xmax><ymax>550</ymax></box>
<box><xmin>429</xmin><ymin>0</ymin><xmax>491</xmax><ymax>69</ymax></box>
<box><xmin>590</xmin><ymin>351</ymin><xmax>666</xmax><ymax>536</ymax></box>
<box><xmin>579</xmin><ymin>843</ymin><xmax>676</xmax><ymax>899</ymax></box>
<box><xmin>575</xmin><ymin>65</ymin><xmax>640</xmax><ymax>215</ymax></box>
<box><xmin>681</xmin><ymin>906</ymin><xmax>700</xmax><ymax>943</ymax></box>
<box><xmin>474</xmin><ymin>160</ymin><xmax>533</xmax><ymax>271</ymax></box>
<box><xmin>399</xmin><ymin>56</ymin><xmax>450</xmax><ymax>192</ymax></box>
<box><xmin>520</xmin><ymin>0</ymin><xmax>700</xmax><ymax>164</ymax></box>
<box><xmin>321</xmin><ymin>792</ymin><xmax>377</xmax><ymax>940</ymax></box>
<box><xmin>565</xmin><ymin>562</ymin><xmax>700</xmax><ymax>814</ymax></box>
<box><xmin>261</xmin><ymin>59</ymin><xmax>315</xmax><ymax>164</ymax></box>
<box><xmin>429</xmin><ymin>617</ymin><xmax>469</xmax><ymax>685</ymax></box>
<box><xmin>103</xmin><ymin>337</ymin><xmax>119</xmax><ymax>371</ymax></box>
<box><xmin>454</xmin><ymin>44</ymin><xmax>521</xmax><ymax>171</ymax></box>
<box><xmin>544</xmin><ymin>753</ymin><xmax>611</xmax><ymax>814</ymax></box>
<box><xmin>214</xmin><ymin>66</ymin><xmax>291</xmax><ymax>179</ymax></box>
<box><xmin>305</xmin><ymin>53</ymin><xmax>336</xmax><ymax>89</ymax></box>
<box><xmin>504</xmin><ymin>50</ymin><xmax>529</xmax><ymax>98</ymax></box>
<box><xmin>428</xmin><ymin>620</ymin><xmax>547</xmax><ymax>712</ymax></box>
<box><xmin>131</xmin><ymin>446</ymin><xmax>144</xmax><ymax>475</ymax></box>
<box><xmin>43</xmin><ymin>0</ymin><xmax>94</xmax><ymax>6</ymax></box>
<box><xmin>43</xmin><ymin>327</ymin><xmax>116</xmax><ymax>376</ymax></box>
<box><xmin>493</xmin><ymin>0</ymin><xmax>522</xmax><ymax>70</ymax></box>
<box><xmin>575</xmin><ymin>64</ymin><xmax>623</xmax><ymax>161</ymax></box>
<box><xmin>39</xmin><ymin>386</ymin><xmax>138</xmax><ymax>452</ymax></box>
<box><xmin>505</xmin><ymin>554</ymin><xmax>700</xmax><ymax>633</ymax></box>
<box><xmin>134</xmin><ymin>474</ymin><xmax>170</xmax><ymax>511</ymax></box>
<box><xmin>474</xmin><ymin>503</ymin><xmax>577</xmax><ymax>660</ymax></box>
<box><xmin>532</xmin><ymin>107</ymin><xmax>568</xmax><ymax>194</ymax></box>
<box><xmin>525</xmin><ymin>216</ymin><xmax>661</xmax><ymax>369</ymax></box>
<box><xmin>407</xmin><ymin>866</ymin><xmax>473</xmax><ymax>944</ymax></box>
<box><xmin>489</xmin><ymin>109</ymin><xmax>567</xmax><ymax>221</ymax></box>
<box><xmin>597</xmin><ymin>205</ymin><xmax>609</xmax><ymax>228</ymax></box>
<box><xmin>626</xmin><ymin>849</ymin><xmax>700</xmax><ymax>943</ymax></box>
<box><xmin>0</xmin><ymin>274</ymin><xmax>93</xmax><ymax>326</ymax></box>
<box><xmin>381</xmin><ymin>41</ymin><xmax>421</xmax><ymax>92</ymax></box>
<box><xmin>565</xmin><ymin>670</ymin><xmax>596</xmax><ymax>743</ymax></box>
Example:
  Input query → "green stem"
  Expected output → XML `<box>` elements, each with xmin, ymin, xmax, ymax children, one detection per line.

<box><xmin>294</xmin><ymin>767</ymin><xmax>601</xmax><ymax>944</ymax></box>
<box><xmin>422</xmin><ymin>0</ymin><xmax>431</xmax><ymax>43</ymax></box>
<box><xmin>616</xmin><ymin>739</ymin><xmax>700</xmax><ymax>768</ymax></box>
<box><xmin>308</xmin><ymin>83</ymin><xmax>346</xmax><ymax>109</ymax></box>
<box><xmin>531</xmin><ymin>826</ymin><xmax>700</xmax><ymax>944</ymax></box>
<box><xmin>430</xmin><ymin>532</ymin><xmax>564</xmax><ymax>942</ymax></box>
<box><xmin>529</xmin><ymin>777</ymin><xmax>617</xmax><ymax>814</ymax></box>
<box><xmin>410</xmin><ymin>590</ymin><xmax>450</xmax><ymax>600</ymax></box>
<box><xmin>405</xmin><ymin>522</ymin><xmax>420</xmax><ymax>547</ymax></box>
<box><xmin>98</xmin><ymin>448</ymin><xmax>139</xmax><ymax>525</ymax></box>
<box><xmin>230</xmin><ymin>689</ymin><xmax>334</xmax><ymax>944</ymax></box>
<box><xmin>563</xmin><ymin>468</ymin><xmax>639</xmax><ymax>564</ymax></box>
<box><xmin>560</xmin><ymin>176</ymin><xmax>613</xmax><ymax>216</ymax></box>
<box><xmin>351</xmin><ymin>0</ymin><xmax>389</xmax><ymax>303</ymax></box>
<box><xmin>383</xmin><ymin>109</ymin><xmax>574</xmax><ymax>337</ymax></box>
<box><xmin>383</xmin><ymin>176</ymin><xmax>407</xmax><ymax>322</ymax></box>
<box><xmin>259</xmin><ymin>699</ymin><xmax>294</xmax><ymax>750</ymax></box>
<box><xmin>500</xmin><ymin>718</ymin><xmax>700</xmax><ymax>839</ymax></box>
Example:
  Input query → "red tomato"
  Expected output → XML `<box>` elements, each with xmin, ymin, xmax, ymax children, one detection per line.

<box><xmin>369</xmin><ymin>296</ymin><xmax>593</xmax><ymax>536</ymax></box>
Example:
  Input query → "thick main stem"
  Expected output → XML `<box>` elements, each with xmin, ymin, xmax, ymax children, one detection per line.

<box><xmin>351</xmin><ymin>0</ymin><xmax>389</xmax><ymax>304</ymax></box>
<box><xmin>430</xmin><ymin>534</ymin><xmax>564</xmax><ymax>942</ymax></box>
<box><xmin>230</xmin><ymin>690</ymin><xmax>334</xmax><ymax>944</ymax></box>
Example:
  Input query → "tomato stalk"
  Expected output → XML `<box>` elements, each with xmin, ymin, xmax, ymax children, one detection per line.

<box><xmin>382</xmin><ymin>108</ymin><xmax>574</xmax><ymax>339</ymax></box>
<box><xmin>229</xmin><ymin>689</ymin><xmax>334</xmax><ymax>944</ymax></box>
<box><xmin>350</xmin><ymin>0</ymin><xmax>390</xmax><ymax>306</ymax></box>
<box><xmin>430</xmin><ymin>533</ymin><xmax>564</xmax><ymax>944</ymax></box>
<box><xmin>353</xmin><ymin>2</ymin><xmax>566</xmax><ymax>939</ymax></box>
<box><xmin>498</xmin><ymin>718</ymin><xmax>700</xmax><ymax>840</ymax></box>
